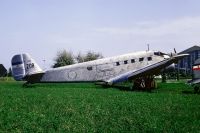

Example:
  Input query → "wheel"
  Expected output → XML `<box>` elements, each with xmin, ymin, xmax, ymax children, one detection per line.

<box><xmin>194</xmin><ymin>86</ymin><xmax>199</xmax><ymax>93</ymax></box>
<box><xmin>23</xmin><ymin>82</ymin><xmax>28</xmax><ymax>87</ymax></box>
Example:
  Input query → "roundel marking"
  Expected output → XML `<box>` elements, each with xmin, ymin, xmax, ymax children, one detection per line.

<box><xmin>68</xmin><ymin>71</ymin><xmax>77</xmax><ymax>79</ymax></box>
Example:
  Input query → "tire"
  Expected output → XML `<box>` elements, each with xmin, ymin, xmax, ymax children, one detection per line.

<box><xmin>194</xmin><ymin>86</ymin><xmax>199</xmax><ymax>93</ymax></box>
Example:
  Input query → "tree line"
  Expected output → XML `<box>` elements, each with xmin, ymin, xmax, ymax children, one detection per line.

<box><xmin>52</xmin><ymin>50</ymin><xmax>103</xmax><ymax>68</ymax></box>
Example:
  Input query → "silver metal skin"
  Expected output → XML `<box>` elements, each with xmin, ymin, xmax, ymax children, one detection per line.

<box><xmin>11</xmin><ymin>51</ymin><xmax>188</xmax><ymax>85</ymax></box>
<box><xmin>41</xmin><ymin>51</ymin><xmax>162</xmax><ymax>82</ymax></box>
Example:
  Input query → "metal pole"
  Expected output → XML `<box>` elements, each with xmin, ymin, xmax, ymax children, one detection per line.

<box><xmin>43</xmin><ymin>59</ymin><xmax>46</xmax><ymax>70</ymax></box>
<box><xmin>147</xmin><ymin>44</ymin><xmax>150</xmax><ymax>51</ymax></box>
<box><xmin>177</xmin><ymin>62</ymin><xmax>180</xmax><ymax>81</ymax></box>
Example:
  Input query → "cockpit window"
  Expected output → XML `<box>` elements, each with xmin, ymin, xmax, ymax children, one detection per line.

<box><xmin>154</xmin><ymin>52</ymin><xmax>165</xmax><ymax>56</ymax></box>
<box><xmin>154</xmin><ymin>52</ymin><xmax>160</xmax><ymax>56</ymax></box>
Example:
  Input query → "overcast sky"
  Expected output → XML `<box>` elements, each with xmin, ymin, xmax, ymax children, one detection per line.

<box><xmin>1</xmin><ymin>0</ymin><xmax>200</xmax><ymax>69</ymax></box>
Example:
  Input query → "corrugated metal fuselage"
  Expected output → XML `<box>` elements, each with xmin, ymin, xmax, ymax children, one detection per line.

<box><xmin>40</xmin><ymin>51</ymin><xmax>164</xmax><ymax>82</ymax></box>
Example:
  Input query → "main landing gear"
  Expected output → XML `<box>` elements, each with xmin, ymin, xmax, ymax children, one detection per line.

<box><xmin>193</xmin><ymin>85</ymin><xmax>200</xmax><ymax>94</ymax></box>
<box><xmin>133</xmin><ymin>76</ymin><xmax>157</xmax><ymax>91</ymax></box>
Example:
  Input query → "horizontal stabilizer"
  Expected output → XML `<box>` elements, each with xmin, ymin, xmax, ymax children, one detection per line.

<box><xmin>23</xmin><ymin>72</ymin><xmax>45</xmax><ymax>83</ymax></box>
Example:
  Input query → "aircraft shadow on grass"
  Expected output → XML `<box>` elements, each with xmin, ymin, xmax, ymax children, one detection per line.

<box><xmin>182</xmin><ymin>90</ymin><xmax>199</xmax><ymax>95</ymax></box>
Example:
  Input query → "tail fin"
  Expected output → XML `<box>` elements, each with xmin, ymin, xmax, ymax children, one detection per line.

<box><xmin>11</xmin><ymin>53</ymin><xmax>43</xmax><ymax>81</ymax></box>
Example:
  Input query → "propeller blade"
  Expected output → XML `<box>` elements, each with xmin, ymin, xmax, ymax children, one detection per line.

<box><xmin>174</xmin><ymin>48</ymin><xmax>177</xmax><ymax>54</ymax></box>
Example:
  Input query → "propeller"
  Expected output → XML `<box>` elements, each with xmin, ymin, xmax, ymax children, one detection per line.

<box><xmin>170</xmin><ymin>52</ymin><xmax>173</xmax><ymax>57</ymax></box>
<box><xmin>174</xmin><ymin>48</ymin><xmax>177</xmax><ymax>54</ymax></box>
<box><xmin>169</xmin><ymin>48</ymin><xmax>177</xmax><ymax>57</ymax></box>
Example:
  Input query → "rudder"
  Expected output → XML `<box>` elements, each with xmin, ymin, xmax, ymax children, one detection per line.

<box><xmin>11</xmin><ymin>53</ymin><xmax>43</xmax><ymax>81</ymax></box>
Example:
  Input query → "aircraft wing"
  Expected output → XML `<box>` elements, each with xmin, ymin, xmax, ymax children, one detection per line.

<box><xmin>106</xmin><ymin>54</ymin><xmax>188</xmax><ymax>85</ymax></box>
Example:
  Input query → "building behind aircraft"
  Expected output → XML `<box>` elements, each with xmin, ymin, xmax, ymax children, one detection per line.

<box><xmin>178</xmin><ymin>45</ymin><xmax>200</xmax><ymax>75</ymax></box>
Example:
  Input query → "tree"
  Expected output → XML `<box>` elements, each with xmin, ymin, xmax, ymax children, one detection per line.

<box><xmin>7</xmin><ymin>68</ymin><xmax>12</xmax><ymax>77</ymax></box>
<box><xmin>76</xmin><ymin>52</ymin><xmax>85</xmax><ymax>63</ymax></box>
<box><xmin>76</xmin><ymin>51</ymin><xmax>103</xmax><ymax>63</ymax></box>
<box><xmin>52</xmin><ymin>50</ymin><xmax>75</xmax><ymax>68</ymax></box>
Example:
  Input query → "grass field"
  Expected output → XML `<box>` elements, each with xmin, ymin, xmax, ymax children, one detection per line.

<box><xmin>0</xmin><ymin>81</ymin><xmax>199</xmax><ymax>132</ymax></box>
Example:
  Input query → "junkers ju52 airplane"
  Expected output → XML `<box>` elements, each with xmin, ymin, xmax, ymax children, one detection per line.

<box><xmin>11</xmin><ymin>50</ymin><xmax>188</xmax><ymax>90</ymax></box>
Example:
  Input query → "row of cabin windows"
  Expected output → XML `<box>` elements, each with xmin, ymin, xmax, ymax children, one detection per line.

<box><xmin>116</xmin><ymin>56</ymin><xmax>152</xmax><ymax>66</ymax></box>
<box><xmin>87</xmin><ymin>56</ymin><xmax>153</xmax><ymax>71</ymax></box>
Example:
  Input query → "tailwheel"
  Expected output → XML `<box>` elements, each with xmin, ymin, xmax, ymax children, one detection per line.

<box><xmin>133</xmin><ymin>76</ymin><xmax>157</xmax><ymax>91</ymax></box>
<box><xmin>22</xmin><ymin>81</ymin><xmax>33</xmax><ymax>88</ymax></box>
<box><xmin>23</xmin><ymin>82</ymin><xmax>29</xmax><ymax>87</ymax></box>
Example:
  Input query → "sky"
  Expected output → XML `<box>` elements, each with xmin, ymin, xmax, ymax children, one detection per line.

<box><xmin>1</xmin><ymin>0</ymin><xmax>200</xmax><ymax>69</ymax></box>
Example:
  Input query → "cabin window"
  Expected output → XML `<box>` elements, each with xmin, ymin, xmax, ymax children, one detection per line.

<box><xmin>87</xmin><ymin>66</ymin><xmax>93</xmax><ymax>71</ymax></box>
<box><xmin>124</xmin><ymin>60</ymin><xmax>128</xmax><ymax>64</ymax></box>
<box><xmin>116</xmin><ymin>62</ymin><xmax>120</xmax><ymax>66</ymax></box>
<box><xmin>147</xmin><ymin>57</ymin><xmax>152</xmax><ymax>61</ymax></box>
<box><xmin>139</xmin><ymin>58</ymin><xmax>144</xmax><ymax>62</ymax></box>
<box><xmin>131</xmin><ymin>59</ymin><xmax>135</xmax><ymax>63</ymax></box>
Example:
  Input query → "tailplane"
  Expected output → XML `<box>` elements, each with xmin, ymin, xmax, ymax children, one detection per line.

<box><xmin>11</xmin><ymin>53</ymin><xmax>43</xmax><ymax>81</ymax></box>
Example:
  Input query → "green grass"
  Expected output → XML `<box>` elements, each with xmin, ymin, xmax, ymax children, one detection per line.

<box><xmin>0</xmin><ymin>81</ymin><xmax>199</xmax><ymax>132</ymax></box>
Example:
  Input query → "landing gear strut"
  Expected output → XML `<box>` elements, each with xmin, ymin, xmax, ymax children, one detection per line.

<box><xmin>133</xmin><ymin>76</ymin><xmax>157</xmax><ymax>91</ymax></box>
<box><xmin>193</xmin><ymin>85</ymin><xmax>200</xmax><ymax>94</ymax></box>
